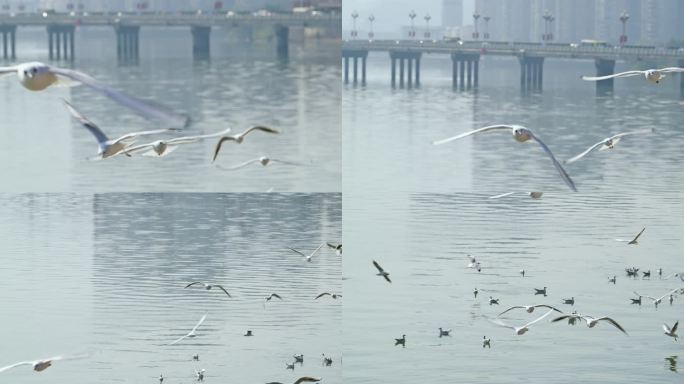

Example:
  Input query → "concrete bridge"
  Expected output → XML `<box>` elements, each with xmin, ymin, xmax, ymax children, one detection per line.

<box><xmin>0</xmin><ymin>12</ymin><xmax>340</xmax><ymax>61</ymax></box>
<box><xmin>342</xmin><ymin>39</ymin><xmax>684</xmax><ymax>94</ymax></box>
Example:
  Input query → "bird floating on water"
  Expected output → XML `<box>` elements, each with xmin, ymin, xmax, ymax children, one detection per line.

<box><xmin>482</xmin><ymin>336</ymin><xmax>491</xmax><ymax>348</ymax></box>
<box><xmin>581</xmin><ymin>67</ymin><xmax>684</xmax><ymax>84</ymax></box>
<box><xmin>439</xmin><ymin>327</ymin><xmax>451</xmax><ymax>337</ymax></box>
<box><xmin>565</xmin><ymin>129</ymin><xmax>654</xmax><ymax>164</ymax></box>
<box><xmin>562</xmin><ymin>297</ymin><xmax>575</xmax><ymax>306</ymax></box>
<box><xmin>394</xmin><ymin>334</ymin><xmax>406</xmax><ymax>347</ymax></box>
<box><xmin>489</xmin><ymin>296</ymin><xmax>500</xmax><ymax>305</ymax></box>
<box><xmin>432</xmin><ymin>124</ymin><xmax>577</xmax><ymax>192</ymax></box>
<box><xmin>534</xmin><ymin>287</ymin><xmax>547</xmax><ymax>296</ymax></box>
<box><xmin>1</xmin><ymin>62</ymin><xmax>189</xmax><ymax>127</ymax></box>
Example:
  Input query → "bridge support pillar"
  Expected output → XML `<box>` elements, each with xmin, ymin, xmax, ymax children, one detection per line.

<box><xmin>115</xmin><ymin>25</ymin><xmax>140</xmax><ymax>62</ymax></box>
<box><xmin>594</xmin><ymin>58</ymin><xmax>615</xmax><ymax>95</ymax></box>
<box><xmin>518</xmin><ymin>56</ymin><xmax>544</xmax><ymax>91</ymax></box>
<box><xmin>47</xmin><ymin>25</ymin><xmax>75</xmax><ymax>61</ymax></box>
<box><xmin>389</xmin><ymin>51</ymin><xmax>421</xmax><ymax>88</ymax></box>
<box><xmin>191</xmin><ymin>26</ymin><xmax>211</xmax><ymax>60</ymax></box>
<box><xmin>342</xmin><ymin>49</ymin><xmax>368</xmax><ymax>85</ymax></box>
<box><xmin>1</xmin><ymin>25</ymin><xmax>16</xmax><ymax>60</ymax></box>
<box><xmin>274</xmin><ymin>25</ymin><xmax>289</xmax><ymax>59</ymax></box>
<box><xmin>451</xmin><ymin>53</ymin><xmax>480</xmax><ymax>90</ymax></box>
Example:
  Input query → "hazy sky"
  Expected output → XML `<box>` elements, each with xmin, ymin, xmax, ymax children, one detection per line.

<box><xmin>342</xmin><ymin>0</ymin><xmax>475</xmax><ymax>33</ymax></box>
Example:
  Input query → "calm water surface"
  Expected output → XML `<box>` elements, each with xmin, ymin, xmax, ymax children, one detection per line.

<box><xmin>0</xmin><ymin>193</ymin><xmax>341</xmax><ymax>383</ymax></box>
<box><xmin>343</xmin><ymin>54</ymin><xmax>684</xmax><ymax>383</ymax></box>
<box><xmin>0</xmin><ymin>27</ymin><xmax>340</xmax><ymax>192</ymax></box>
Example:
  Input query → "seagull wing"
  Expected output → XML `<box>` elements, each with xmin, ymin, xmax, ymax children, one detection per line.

<box><xmin>0</xmin><ymin>361</ymin><xmax>33</xmax><ymax>373</ymax></box>
<box><xmin>240</xmin><ymin>125</ymin><xmax>280</xmax><ymax>137</ymax></box>
<box><xmin>271</xmin><ymin>293</ymin><xmax>283</xmax><ymax>300</ymax></box>
<box><xmin>551</xmin><ymin>314</ymin><xmax>577</xmax><ymax>323</ymax></box>
<box><xmin>0</xmin><ymin>66</ymin><xmax>17</xmax><ymax>78</ymax></box>
<box><xmin>372</xmin><ymin>260</ymin><xmax>385</xmax><ymax>273</ymax></box>
<box><xmin>432</xmin><ymin>125</ymin><xmax>513</xmax><ymax>145</ymax></box>
<box><xmin>315</xmin><ymin>293</ymin><xmax>331</xmax><ymax>299</ymax></box>
<box><xmin>534</xmin><ymin>304</ymin><xmax>563</xmax><ymax>313</ymax></box>
<box><xmin>169</xmin><ymin>334</ymin><xmax>188</xmax><ymax>345</ymax></box>
<box><xmin>270</xmin><ymin>158</ymin><xmax>302</xmax><ymax>166</ymax></box>
<box><xmin>185</xmin><ymin>282</ymin><xmax>204</xmax><ymax>288</ymax></box>
<box><xmin>631</xmin><ymin>227</ymin><xmax>646</xmax><ymax>243</ymax></box>
<box><xmin>294</xmin><ymin>377</ymin><xmax>322</xmax><ymax>384</ymax></box>
<box><xmin>309</xmin><ymin>243</ymin><xmax>326</xmax><ymax>258</ymax></box>
<box><xmin>62</xmin><ymin>99</ymin><xmax>110</xmax><ymax>145</ymax></box>
<box><xmin>523</xmin><ymin>309</ymin><xmax>555</xmax><ymax>328</ymax></box>
<box><xmin>497</xmin><ymin>306</ymin><xmax>525</xmax><ymax>317</ymax></box>
<box><xmin>672</xmin><ymin>321</ymin><xmax>679</xmax><ymax>333</ymax></box>
<box><xmin>660</xmin><ymin>67</ymin><xmax>684</xmax><ymax>73</ymax></box>
<box><xmin>565</xmin><ymin>140</ymin><xmax>606</xmax><ymax>164</ymax></box>
<box><xmin>657</xmin><ymin>288</ymin><xmax>682</xmax><ymax>301</ymax></box>
<box><xmin>663</xmin><ymin>323</ymin><xmax>672</xmax><ymax>333</ymax></box>
<box><xmin>166</xmin><ymin>128</ymin><xmax>232</xmax><ymax>145</ymax></box>
<box><xmin>216</xmin><ymin>159</ymin><xmax>261</xmax><ymax>171</ymax></box>
<box><xmin>49</xmin><ymin>67</ymin><xmax>189</xmax><ymax>128</ymax></box>
<box><xmin>488</xmin><ymin>192</ymin><xmax>517</xmax><ymax>199</ymax></box>
<box><xmin>581</xmin><ymin>70</ymin><xmax>644</xmax><ymax>81</ymax></box>
<box><xmin>383</xmin><ymin>274</ymin><xmax>392</xmax><ymax>283</ymax></box>
<box><xmin>597</xmin><ymin>317</ymin><xmax>628</xmax><ymax>335</ymax></box>
<box><xmin>611</xmin><ymin>128</ymin><xmax>655</xmax><ymax>139</ymax></box>
<box><xmin>190</xmin><ymin>313</ymin><xmax>208</xmax><ymax>334</ymax></box>
<box><xmin>211</xmin><ymin>136</ymin><xmax>236</xmax><ymax>162</ymax></box>
<box><xmin>488</xmin><ymin>317</ymin><xmax>516</xmax><ymax>331</ymax></box>
<box><xmin>289</xmin><ymin>248</ymin><xmax>306</xmax><ymax>257</ymax></box>
<box><xmin>214</xmin><ymin>285</ymin><xmax>231</xmax><ymax>297</ymax></box>
<box><xmin>528</xmin><ymin>131</ymin><xmax>577</xmax><ymax>191</ymax></box>
<box><xmin>115</xmin><ymin>128</ymin><xmax>180</xmax><ymax>143</ymax></box>
<box><xmin>118</xmin><ymin>142</ymin><xmax>157</xmax><ymax>156</ymax></box>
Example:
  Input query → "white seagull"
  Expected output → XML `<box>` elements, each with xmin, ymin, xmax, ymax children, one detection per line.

<box><xmin>184</xmin><ymin>282</ymin><xmax>231</xmax><ymax>297</ymax></box>
<box><xmin>615</xmin><ymin>227</ymin><xmax>646</xmax><ymax>244</ymax></box>
<box><xmin>216</xmin><ymin>156</ymin><xmax>300</xmax><ymax>171</ymax></box>
<box><xmin>211</xmin><ymin>126</ymin><xmax>281</xmax><ymax>162</ymax></box>
<box><xmin>488</xmin><ymin>308</ymin><xmax>555</xmax><ymax>335</ymax></box>
<box><xmin>663</xmin><ymin>321</ymin><xmax>679</xmax><ymax>341</ymax></box>
<box><xmin>169</xmin><ymin>313</ymin><xmax>208</xmax><ymax>345</ymax></box>
<box><xmin>432</xmin><ymin>125</ymin><xmax>577</xmax><ymax>192</ymax></box>
<box><xmin>581</xmin><ymin>67</ymin><xmax>684</xmax><ymax>84</ymax></box>
<box><xmin>565</xmin><ymin>129</ymin><xmax>655</xmax><ymax>164</ymax></box>
<box><xmin>488</xmin><ymin>191</ymin><xmax>543</xmax><ymax>199</ymax></box>
<box><xmin>0</xmin><ymin>353</ymin><xmax>90</xmax><ymax>374</ymax></box>
<box><xmin>327</xmin><ymin>242</ymin><xmax>342</xmax><ymax>256</ymax></box>
<box><xmin>63</xmin><ymin>99</ymin><xmax>179</xmax><ymax>159</ymax></box>
<box><xmin>498</xmin><ymin>304</ymin><xmax>562</xmax><ymax>317</ymax></box>
<box><xmin>1</xmin><ymin>62</ymin><xmax>188</xmax><ymax>127</ymax></box>
<box><xmin>634</xmin><ymin>288</ymin><xmax>682</xmax><ymax>308</ymax></box>
<box><xmin>551</xmin><ymin>313</ymin><xmax>628</xmax><ymax>335</ymax></box>
<box><xmin>289</xmin><ymin>243</ymin><xmax>325</xmax><ymax>262</ymax></box>
<box><xmin>118</xmin><ymin>127</ymin><xmax>232</xmax><ymax>157</ymax></box>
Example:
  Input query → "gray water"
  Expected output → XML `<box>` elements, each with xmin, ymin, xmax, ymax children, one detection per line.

<box><xmin>0</xmin><ymin>193</ymin><xmax>342</xmax><ymax>383</ymax></box>
<box><xmin>342</xmin><ymin>54</ymin><xmax>684</xmax><ymax>383</ymax></box>
<box><xmin>0</xmin><ymin>27</ymin><xmax>340</xmax><ymax>192</ymax></box>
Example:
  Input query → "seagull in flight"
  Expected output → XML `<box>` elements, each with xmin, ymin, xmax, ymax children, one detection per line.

<box><xmin>169</xmin><ymin>313</ymin><xmax>207</xmax><ymax>345</ymax></box>
<box><xmin>432</xmin><ymin>125</ymin><xmax>577</xmax><ymax>191</ymax></box>
<box><xmin>63</xmin><ymin>99</ymin><xmax>179</xmax><ymax>159</ymax></box>
<box><xmin>565</xmin><ymin>129</ymin><xmax>654</xmax><ymax>164</ymax></box>
<box><xmin>664</xmin><ymin>321</ymin><xmax>679</xmax><ymax>341</ymax></box>
<box><xmin>372</xmin><ymin>260</ymin><xmax>391</xmax><ymax>283</ymax></box>
<box><xmin>551</xmin><ymin>313</ymin><xmax>628</xmax><ymax>335</ymax></box>
<box><xmin>265</xmin><ymin>376</ymin><xmax>322</xmax><ymax>384</ymax></box>
<box><xmin>488</xmin><ymin>308</ymin><xmax>555</xmax><ymax>335</ymax></box>
<box><xmin>634</xmin><ymin>288</ymin><xmax>682</xmax><ymax>308</ymax></box>
<box><xmin>289</xmin><ymin>243</ymin><xmax>325</xmax><ymax>262</ymax></box>
<box><xmin>265</xmin><ymin>293</ymin><xmax>283</xmax><ymax>302</ymax></box>
<box><xmin>184</xmin><ymin>282</ymin><xmax>231</xmax><ymax>297</ymax></box>
<box><xmin>211</xmin><ymin>126</ymin><xmax>281</xmax><ymax>162</ymax></box>
<box><xmin>615</xmin><ymin>227</ymin><xmax>646</xmax><ymax>245</ymax></box>
<box><xmin>216</xmin><ymin>156</ymin><xmax>300</xmax><ymax>171</ymax></box>
<box><xmin>315</xmin><ymin>292</ymin><xmax>342</xmax><ymax>299</ymax></box>
<box><xmin>489</xmin><ymin>191</ymin><xmax>543</xmax><ymax>199</ymax></box>
<box><xmin>327</xmin><ymin>242</ymin><xmax>342</xmax><ymax>256</ymax></box>
<box><xmin>497</xmin><ymin>304</ymin><xmax>562</xmax><ymax>317</ymax></box>
<box><xmin>1</xmin><ymin>62</ymin><xmax>188</xmax><ymax>127</ymax></box>
<box><xmin>581</xmin><ymin>67</ymin><xmax>684</xmax><ymax>84</ymax></box>
<box><xmin>0</xmin><ymin>353</ymin><xmax>90</xmax><ymax>374</ymax></box>
<box><xmin>118</xmin><ymin>127</ymin><xmax>232</xmax><ymax>157</ymax></box>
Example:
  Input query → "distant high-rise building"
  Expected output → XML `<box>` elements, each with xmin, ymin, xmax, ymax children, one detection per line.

<box><xmin>442</xmin><ymin>0</ymin><xmax>463</xmax><ymax>27</ymax></box>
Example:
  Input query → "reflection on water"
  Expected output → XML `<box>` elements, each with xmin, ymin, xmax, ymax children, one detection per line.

<box><xmin>0</xmin><ymin>193</ymin><xmax>341</xmax><ymax>384</ymax></box>
<box><xmin>344</xmin><ymin>190</ymin><xmax>683</xmax><ymax>383</ymax></box>
<box><xmin>0</xmin><ymin>27</ymin><xmax>340</xmax><ymax>192</ymax></box>
<box><xmin>665</xmin><ymin>356</ymin><xmax>678</xmax><ymax>373</ymax></box>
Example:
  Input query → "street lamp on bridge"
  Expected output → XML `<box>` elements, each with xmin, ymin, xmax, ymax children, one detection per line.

<box><xmin>368</xmin><ymin>14</ymin><xmax>375</xmax><ymax>40</ymax></box>
<box><xmin>472</xmin><ymin>12</ymin><xmax>480</xmax><ymax>40</ymax></box>
<box><xmin>542</xmin><ymin>11</ymin><xmax>554</xmax><ymax>43</ymax></box>
<box><xmin>483</xmin><ymin>15</ymin><xmax>491</xmax><ymax>40</ymax></box>
<box><xmin>424</xmin><ymin>13</ymin><xmax>431</xmax><ymax>39</ymax></box>
<box><xmin>619</xmin><ymin>11</ymin><xmax>629</xmax><ymax>46</ymax></box>
<box><xmin>408</xmin><ymin>10</ymin><xmax>417</xmax><ymax>39</ymax></box>
<box><xmin>351</xmin><ymin>10</ymin><xmax>359</xmax><ymax>39</ymax></box>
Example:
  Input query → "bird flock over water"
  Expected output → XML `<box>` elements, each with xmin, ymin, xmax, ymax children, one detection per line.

<box><xmin>1</xmin><ymin>62</ymin><xmax>300</xmax><ymax>174</ymax></box>
<box><xmin>0</xmin><ymin>242</ymin><xmax>342</xmax><ymax>383</ymax></box>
